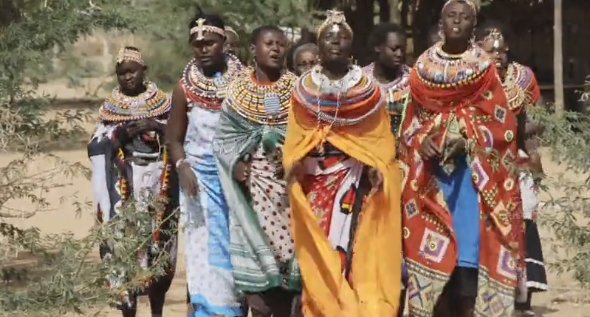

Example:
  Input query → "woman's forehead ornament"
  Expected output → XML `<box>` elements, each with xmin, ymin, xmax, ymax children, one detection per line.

<box><xmin>486</xmin><ymin>29</ymin><xmax>503</xmax><ymax>49</ymax></box>
<box><xmin>116</xmin><ymin>47</ymin><xmax>144</xmax><ymax>66</ymax></box>
<box><xmin>189</xmin><ymin>18</ymin><xmax>225</xmax><ymax>40</ymax></box>
<box><xmin>194</xmin><ymin>18</ymin><xmax>206</xmax><ymax>40</ymax></box>
<box><xmin>441</xmin><ymin>0</ymin><xmax>480</xmax><ymax>18</ymax></box>
<box><xmin>328</xmin><ymin>10</ymin><xmax>345</xmax><ymax>24</ymax></box>
<box><xmin>316</xmin><ymin>10</ymin><xmax>353</xmax><ymax>39</ymax></box>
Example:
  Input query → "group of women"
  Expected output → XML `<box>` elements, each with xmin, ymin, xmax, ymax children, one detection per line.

<box><xmin>88</xmin><ymin>0</ymin><xmax>548</xmax><ymax>316</ymax></box>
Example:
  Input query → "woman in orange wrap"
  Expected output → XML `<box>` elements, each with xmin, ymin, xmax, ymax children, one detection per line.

<box><xmin>282</xmin><ymin>10</ymin><xmax>402</xmax><ymax>317</ymax></box>
<box><xmin>398</xmin><ymin>1</ymin><xmax>522</xmax><ymax>316</ymax></box>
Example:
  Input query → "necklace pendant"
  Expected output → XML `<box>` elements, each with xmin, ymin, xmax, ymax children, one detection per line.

<box><xmin>315</xmin><ymin>142</ymin><xmax>325</xmax><ymax>154</ymax></box>
<box><xmin>264</xmin><ymin>92</ymin><xmax>281</xmax><ymax>115</ymax></box>
<box><xmin>213</xmin><ymin>76</ymin><xmax>226</xmax><ymax>87</ymax></box>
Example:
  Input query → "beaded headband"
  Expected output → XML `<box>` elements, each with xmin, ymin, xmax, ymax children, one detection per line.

<box><xmin>190</xmin><ymin>18</ymin><xmax>225</xmax><ymax>40</ymax></box>
<box><xmin>316</xmin><ymin>10</ymin><xmax>353</xmax><ymax>39</ymax></box>
<box><xmin>484</xmin><ymin>28</ymin><xmax>504</xmax><ymax>49</ymax></box>
<box><xmin>442</xmin><ymin>0</ymin><xmax>479</xmax><ymax>16</ymax></box>
<box><xmin>116</xmin><ymin>47</ymin><xmax>144</xmax><ymax>66</ymax></box>
<box><xmin>224</xmin><ymin>26</ymin><xmax>239</xmax><ymax>39</ymax></box>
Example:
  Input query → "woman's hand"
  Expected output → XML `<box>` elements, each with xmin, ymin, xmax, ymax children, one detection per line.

<box><xmin>444</xmin><ymin>137</ymin><xmax>467</xmax><ymax>159</ymax></box>
<box><xmin>177</xmin><ymin>162</ymin><xmax>198</xmax><ymax>197</ymax></box>
<box><xmin>367</xmin><ymin>167</ymin><xmax>383</xmax><ymax>193</ymax></box>
<box><xmin>233</xmin><ymin>153</ymin><xmax>252</xmax><ymax>183</ymax></box>
<box><xmin>274</xmin><ymin>167</ymin><xmax>285</xmax><ymax>179</ymax></box>
<box><xmin>273</xmin><ymin>148</ymin><xmax>284</xmax><ymax>179</ymax></box>
<box><xmin>531</xmin><ymin>210</ymin><xmax>538</xmax><ymax>222</ymax></box>
<box><xmin>525</xmin><ymin>136</ymin><xmax>541</xmax><ymax>154</ymax></box>
<box><xmin>528</xmin><ymin>150</ymin><xmax>544</xmax><ymax>176</ymax></box>
<box><xmin>127</xmin><ymin>119</ymin><xmax>159</xmax><ymax>136</ymax></box>
<box><xmin>285</xmin><ymin>161</ymin><xmax>306</xmax><ymax>183</ymax></box>
<box><xmin>420</xmin><ymin>130</ymin><xmax>441</xmax><ymax>159</ymax></box>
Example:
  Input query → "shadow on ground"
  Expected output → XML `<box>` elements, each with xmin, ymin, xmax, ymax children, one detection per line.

<box><xmin>532</xmin><ymin>305</ymin><xmax>559</xmax><ymax>316</ymax></box>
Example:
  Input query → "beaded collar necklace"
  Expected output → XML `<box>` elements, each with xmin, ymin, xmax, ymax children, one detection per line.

<box><xmin>502</xmin><ymin>62</ymin><xmax>533</xmax><ymax>111</ymax></box>
<box><xmin>364</xmin><ymin>63</ymin><xmax>409</xmax><ymax>91</ymax></box>
<box><xmin>99</xmin><ymin>81</ymin><xmax>170</xmax><ymax>122</ymax></box>
<box><xmin>181</xmin><ymin>54</ymin><xmax>243</xmax><ymax>110</ymax></box>
<box><xmin>226</xmin><ymin>70</ymin><xmax>296</xmax><ymax>125</ymax></box>
<box><xmin>294</xmin><ymin>65</ymin><xmax>383</xmax><ymax>127</ymax></box>
<box><xmin>364</xmin><ymin>63</ymin><xmax>410</xmax><ymax>104</ymax></box>
<box><xmin>415</xmin><ymin>42</ymin><xmax>490</xmax><ymax>88</ymax></box>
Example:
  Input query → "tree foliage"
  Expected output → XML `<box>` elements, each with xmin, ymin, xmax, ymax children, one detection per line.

<box><xmin>0</xmin><ymin>1</ymin><xmax>172</xmax><ymax>316</ymax></box>
<box><xmin>142</xmin><ymin>0</ymin><xmax>315</xmax><ymax>89</ymax></box>
<box><xmin>532</xmin><ymin>82</ymin><xmax>590</xmax><ymax>289</ymax></box>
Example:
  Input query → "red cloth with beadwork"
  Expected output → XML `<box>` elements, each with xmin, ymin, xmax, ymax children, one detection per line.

<box><xmin>399</xmin><ymin>62</ymin><xmax>523</xmax><ymax>314</ymax></box>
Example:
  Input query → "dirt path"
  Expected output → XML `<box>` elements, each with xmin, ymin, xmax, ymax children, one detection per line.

<box><xmin>2</xmin><ymin>108</ymin><xmax>590</xmax><ymax>316</ymax></box>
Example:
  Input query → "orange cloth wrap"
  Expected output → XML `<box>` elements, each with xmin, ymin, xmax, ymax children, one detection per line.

<box><xmin>282</xmin><ymin>95</ymin><xmax>402</xmax><ymax>317</ymax></box>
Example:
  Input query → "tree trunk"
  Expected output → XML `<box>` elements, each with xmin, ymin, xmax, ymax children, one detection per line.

<box><xmin>0</xmin><ymin>0</ymin><xmax>19</xmax><ymax>27</ymax></box>
<box><xmin>346</xmin><ymin>0</ymin><xmax>375</xmax><ymax>66</ymax></box>
<box><xmin>553</xmin><ymin>0</ymin><xmax>564</xmax><ymax>114</ymax></box>
<box><xmin>390</xmin><ymin>0</ymin><xmax>401</xmax><ymax>23</ymax></box>
<box><xmin>411</xmin><ymin>0</ymin><xmax>440</xmax><ymax>58</ymax></box>
<box><xmin>378</xmin><ymin>0</ymin><xmax>390</xmax><ymax>22</ymax></box>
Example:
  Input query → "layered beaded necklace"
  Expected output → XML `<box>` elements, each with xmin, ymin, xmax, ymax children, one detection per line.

<box><xmin>181</xmin><ymin>54</ymin><xmax>243</xmax><ymax>110</ymax></box>
<box><xmin>225</xmin><ymin>70</ymin><xmax>296</xmax><ymax>125</ymax></box>
<box><xmin>364</xmin><ymin>63</ymin><xmax>410</xmax><ymax>134</ymax></box>
<box><xmin>415</xmin><ymin>42</ymin><xmax>490</xmax><ymax>88</ymax></box>
<box><xmin>294</xmin><ymin>65</ymin><xmax>383</xmax><ymax>127</ymax></box>
<box><xmin>364</xmin><ymin>63</ymin><xmax>410</xmax><ymax>104</ymax></box>
<box><xmin>293</xmin><ymin>65</ymin><xmax>383</xmax><ymax>154</ymax></box>
<box><xmin>99</xmin><ymin>81</ymin><xmax>170</xmax><ymax>122</ymax></box>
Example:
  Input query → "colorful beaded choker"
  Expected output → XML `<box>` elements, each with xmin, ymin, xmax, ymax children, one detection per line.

<box><xmin>364</xmin><ymin>63</ymin><xmax>410</xmax><ymax>106</ymax></box>
<box><xmin>181</xmin><ymin>54</ymin><xmax>243</xmax><ymax>110</ymax></box>
<box><xmin>99</xmin><ymin>81</ymin><xmax>171</xmax><ymax>122</ymax></box>
<box><xmin>225</xmin><ymin>70</ymin><xmax>296</xmax><ymax>125</ymax></box>
<box><xmin>292</xmin><ymin>65</ymin><xmax>383</xmax><ymax>127</ymax></box>
<box><xmin>503</xmin><ymin>62</ymin><xmax>535</xmax><ymax>111</ymax></box>
<box><xmin>415</xmin><ymin>42</ymin><xmax>490</xmax><ymax>88</ymax></box>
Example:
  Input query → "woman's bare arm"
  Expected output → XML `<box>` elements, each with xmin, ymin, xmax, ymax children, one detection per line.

<box><xmin>165</xmin><ymin>81</ymin><xmax>189</xmax><ymax>164</ymax></box>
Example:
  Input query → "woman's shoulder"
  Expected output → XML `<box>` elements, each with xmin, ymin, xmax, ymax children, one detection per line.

<box><xmin>509</xmin><ymin>62</ymin><xmax>538</xmax><ymax>88</ymax></box>
<box><xmin>508</xmin><ymin>62</ymin><xmax>540</xmax><ymax>104</ymax></box>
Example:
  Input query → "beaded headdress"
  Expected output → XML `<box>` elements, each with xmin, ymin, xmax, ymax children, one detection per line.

<box><xmin>116</xmin><ymin>47</ymin><xmax>144</xmax><ymax>66</ymax></box>
<box><xmin>316</xmin><ymin>10</ymin><xmax>353</xmax><ymax>38</ymax></box>
<box><xmin>224</xmin><ymin>26</ymin><xmax>239</xmax><ymax>39</ymax></box>
<box><xmin>483</xmin><ymin>28</ymin><xmax>504</xmax><ymax>49</ymax></box>
<box><xmin>441</xmin><ymin>0</ymin><xmax>480</xmax><ymax>15</ymax></box>
<box><xmin>190</xmin><ymin>18</ymin><xmax>225</xmax><ymax>40</ymax></box>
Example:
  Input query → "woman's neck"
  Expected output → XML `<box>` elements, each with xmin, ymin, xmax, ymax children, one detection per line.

<box><xmin>441</xmin><ymin>40</ymin><xmax>470</xmax><ymax>55</ymax></box>
<box><xmin>121</xmin><ymin>84</ymin><xmax>147</xmax><ymax>97</ymax></box>
<box><xmin>373</xmin><ymin>62</ymin><xmax>401</xmax><ymax>83</ymax></box>
<box><xmin>498</xmin><ymin>64</ymin><xmax>509</xmax><ymax>83</ymax></box>
<box><xmin>254</xmin><ymin>66</ymin><xmax>281</xmax><ymax>83</ymax></box>
<box><xmin>201</xmin><ymin>61</ymin><xmax>227</xmax><ymax>78</ymax></box>
<box><xmin>321</xmin><ymin>62</ymin><xmax>349</xmax><ymax>80</ymax></box>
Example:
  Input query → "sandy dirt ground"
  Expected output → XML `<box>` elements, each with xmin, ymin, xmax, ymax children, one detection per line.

<box><xmin>3</xmin><ymin>103</ymin><xmax>590</xmax><ymax>316</ymax></box>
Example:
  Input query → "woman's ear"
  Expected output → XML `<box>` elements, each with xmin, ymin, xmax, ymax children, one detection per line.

<box><xmin>249</xmin><ymin>44</ymin><xmax>256</xmax><ymax>56</ymax></box>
